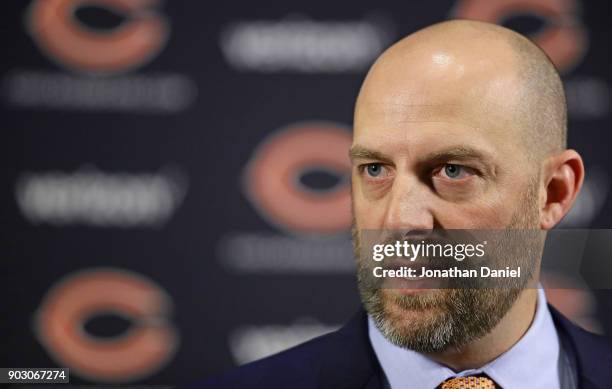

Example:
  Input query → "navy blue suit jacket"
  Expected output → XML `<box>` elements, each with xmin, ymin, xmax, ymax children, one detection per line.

<box><xmin>188</xmin><ymin>306</ymin><xmax>612</xmax><ymax>388</ymax></box>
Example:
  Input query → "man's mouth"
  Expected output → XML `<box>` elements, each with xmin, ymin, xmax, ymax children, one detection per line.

<box><xmin>379</xmin><ymin>259</ymin><xmax>445</xmax><ymax>294</ymax></box>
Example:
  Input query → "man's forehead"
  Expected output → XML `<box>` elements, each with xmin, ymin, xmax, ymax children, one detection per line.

<box><xmin>355</xmin><ymin>100</ymin><xmax>464</xmax><ymax>126</ymax></box>
<box><xmin>355</xmin><ymin>41</ymin><xmax>522</xmax><ymax>133</ymax></box>
<box><xmin>354</xmin><ymin>96</ymin><xmax>488</xmax><ymax>145</ymax></box>
<box><xmin>354</xmin><ymin>78</ymin><xmax>521</xmax><ymax>150</ymax></box>
<box><xmin>353</xmin><ymin>120</ymin><xmax>495</xmax><ymax>155</ymax></box>
<box><xmin>352</xmin><ymin>101</ymin><xmax>524</xmax><ymax>165</ymax></box>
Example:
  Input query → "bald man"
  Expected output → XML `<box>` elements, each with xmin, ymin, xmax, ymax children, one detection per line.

<box><xmin>189</xmin><ymin>20</ymin><xmax>612</xmax><ymax>389</ymax></box>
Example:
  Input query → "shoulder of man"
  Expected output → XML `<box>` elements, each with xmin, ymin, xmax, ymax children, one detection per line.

<box><xmin>182</xmin><ymin>310</ymin><xmax>382</xmax><ymax>389</ymax></box>
<box><xmin>549</xmin><ymin>305</ymin><xmax>612</xmax><ymax>387</ymax></box>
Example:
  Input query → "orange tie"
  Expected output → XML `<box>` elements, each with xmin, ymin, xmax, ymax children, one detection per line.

<box><xmin>438</xmin><ymin>375</ymin><xmax>499</xmax><ymax>389</ymax></box>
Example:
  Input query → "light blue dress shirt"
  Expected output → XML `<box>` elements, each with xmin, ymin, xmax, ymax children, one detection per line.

<box><xmin>368</xmin><ymin>288</ymin><xmax>573</xmax><ymax>389</ymax></box>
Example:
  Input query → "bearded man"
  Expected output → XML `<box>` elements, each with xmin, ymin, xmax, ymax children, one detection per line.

<box><xmin>190</xmin><ymin>20</ymin><xmax>612</xmax><ymax>389</ymax></box>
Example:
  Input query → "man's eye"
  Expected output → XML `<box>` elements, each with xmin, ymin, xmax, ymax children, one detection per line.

<box><xmin>365</xmin><ymin>164</ymin><xmax>383</xmax><ymax>177</ymax></box>
<box><xmin>439</xmin><ymin>164</ymin><xmax>472</xmax><ymax>179</ymax></box>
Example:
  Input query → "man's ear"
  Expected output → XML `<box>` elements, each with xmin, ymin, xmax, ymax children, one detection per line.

<box><xmin>540</xmin><ymin>149</ymin><xmax>585</xmax><ymax>230</ymax></box>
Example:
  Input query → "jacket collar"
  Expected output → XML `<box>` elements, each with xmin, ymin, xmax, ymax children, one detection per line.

<box><xmin>322</xmin><ymin>306</ymin><xmax>612</xmax><ymax>389</ymax></box>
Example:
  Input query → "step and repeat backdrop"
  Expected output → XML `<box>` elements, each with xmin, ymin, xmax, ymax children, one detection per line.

<box><xmin>2</xmin><ymin>0</ymin><xmax>611</xmax><ymax>386</ymax></box>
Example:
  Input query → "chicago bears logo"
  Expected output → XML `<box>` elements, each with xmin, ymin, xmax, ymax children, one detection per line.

<box><xmin>452</xmin><ymin>0</ymin><xmax>588</xmax><ymax>72</ymax></box>
<box><xmin>244</xmin><ymin>122</ymin><xmax>352</xmax><ymax>234</ymax></box>
<box><xmin>26</xmin><ymin>0</ymin><xmax>169</xmax><ymax>74</ymax></box>
<box><xmin>34</xmin><ymin>268</ymin><xmax>178</xmax><ymax>382</ymax></box>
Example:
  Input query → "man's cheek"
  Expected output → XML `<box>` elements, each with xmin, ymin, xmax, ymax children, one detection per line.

<box><xmin>442</xmin><ymin>200</ymin><xmax>511</xmax><ymax>229</ymax></box>
<box><xmin>353</xmin><ymin>198</ymin><xmax>386</xmax><ymax>229</ymax></box>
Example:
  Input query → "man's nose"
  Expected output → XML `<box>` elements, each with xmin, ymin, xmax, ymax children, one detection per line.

<box><xmin>383</xmin><ymin>175</ymin><xmax>434</xmax><ymax>233</ymax></box>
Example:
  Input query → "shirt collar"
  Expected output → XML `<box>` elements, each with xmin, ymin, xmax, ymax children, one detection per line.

<box><xmin>368</xmin><ymin>288</ymin><xmax>560</xmax><ymax>389</ymax></box>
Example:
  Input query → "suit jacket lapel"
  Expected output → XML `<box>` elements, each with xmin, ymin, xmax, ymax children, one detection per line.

<box><xmin>316</xmin><ymin>309</ymin><xmax>384</xmax><ymax>389</ymax></box>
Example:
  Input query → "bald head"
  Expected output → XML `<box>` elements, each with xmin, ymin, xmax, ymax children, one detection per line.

<box><xmin>352</xmin><ymin>21</ymin><xmax>584</xmax><ymax>360</ymax></box>
<box><xmin>355</xmin><ymin>20</ymin><xmax>566</xmax><ymax>162</ymax></box>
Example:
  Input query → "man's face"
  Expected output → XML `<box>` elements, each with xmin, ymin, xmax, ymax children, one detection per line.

<box><xmin>351</xmin><ymin>46</ymin><xmax>543</xmax><ymax>352</ymax></box>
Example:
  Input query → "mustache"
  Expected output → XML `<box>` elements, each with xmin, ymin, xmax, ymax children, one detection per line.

<box><xmin>374</xmin><ymin>228</ymin><xmax>480</xmax><ymax>244</ymax></box>
<box><xmin>372</xmin><ymin>236</ymin><xmax>477</xmax><ymax>261</ymax></box>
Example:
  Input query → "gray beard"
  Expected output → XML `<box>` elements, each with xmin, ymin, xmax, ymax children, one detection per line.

<box><xmin>353</xmin><ymin>181</ymin><xmax>541</xmax><ymax>353</ymax></box>
<box><xmin>360</xmin><ymin>285</ymin><xmax>524</xmax><ymax>353</ymax></box>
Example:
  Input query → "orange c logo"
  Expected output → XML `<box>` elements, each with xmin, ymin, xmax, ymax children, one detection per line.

<box><xmin>34</xmin><ymin>268</ymin><xmax>178</xmax><ymax>382</ymax></box>
<box><xmin>452</xmin><ymin>0</ymin><xmax>588</xmax><ymax>72</ymax></box>
<box><xmin>26</xmin><ymin>0</ymin><xmax>169</xmax><ymax>74</ymax></box>
<box><xmin>244</xmin><ymin>122</ymin><xmax>352</xmax><ymax>234</ymax></box>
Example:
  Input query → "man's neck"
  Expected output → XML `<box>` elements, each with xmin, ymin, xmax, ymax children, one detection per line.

<box><xmin>425</xmin><ymin>288</ymin><xmax>538</xmax><ymax>371</ymax></box>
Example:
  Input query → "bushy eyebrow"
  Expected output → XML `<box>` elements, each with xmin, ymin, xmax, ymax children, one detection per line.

<box><xmin>349</xmin><ymin>145</ymin><xmax>491</xmax><ymax>163</ymax></box>
<box><xmin>424</xmin><ymin>147</ymin><xmax>492</xmax><ymax>164</ymax></box>
<box><xmin>348</xmin><ymin>145</ymin><xmax>393</xmax><ymax>164</ymax></box>
<box><xmin>349</xmin><ymin>145</ymin><xmax>496</xmax><ymax>176</ymax></box>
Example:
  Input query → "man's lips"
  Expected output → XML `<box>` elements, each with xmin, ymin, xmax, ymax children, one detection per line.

<box><xmin>384</xmin><ymin>258</ymin><xmax>442</xmax><ymax>273</ymax></box>
<box><xmin>379</xmin><ymin>259</ymin><xmax>445</xmax><ymax>293</ymax></box>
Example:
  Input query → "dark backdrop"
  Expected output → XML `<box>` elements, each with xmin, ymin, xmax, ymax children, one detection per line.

<box><xmin>1</xmin><ymin>0</ymin><xmax>611</xmax><ymax>385</ymax></box>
